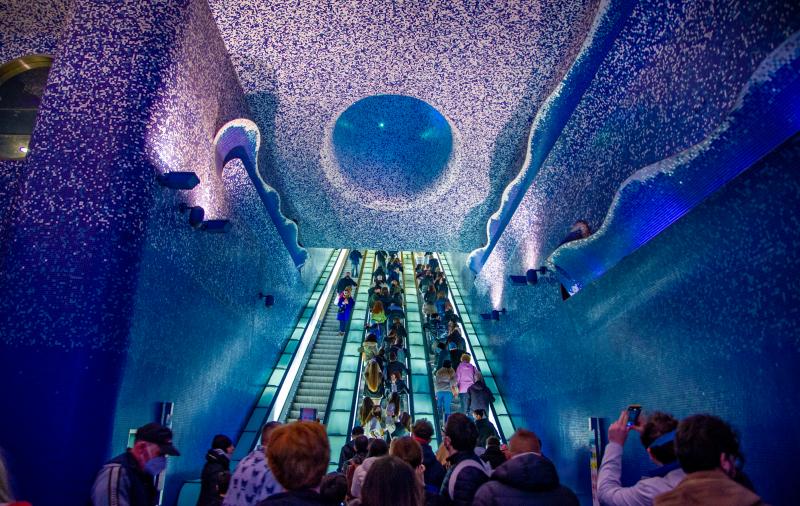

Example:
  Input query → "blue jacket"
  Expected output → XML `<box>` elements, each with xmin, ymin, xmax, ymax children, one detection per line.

<box><xmin>337</xmin><ymin>295</ymin><xmax>354</xmax><ymax>321</ymax></box>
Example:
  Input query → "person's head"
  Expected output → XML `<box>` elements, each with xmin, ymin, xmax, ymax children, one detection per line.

<box><xmin>460</xmin><ymin>353</ymin><xmax>471</xmax><ymax>363</ymax></box>
<box><xmin>676</xmin><ymin>414</ymin><xmax>742</xmax><ymax>477</ymax></box>
<box><xmin>373</xmin><ymin>286</ymin><xmax>381</xmax><ymax>294</ymax></box>
<box><xmin>366</xmin><ymin>361</ymin><xmax>382</xmax><ymax>392</ymax></box>
<box><xmin>444</xmin><ymin>301</ymin><xmax>453</xmax><ymax>312</ymax></box>
<box><xmin>367</xmin><ymin>438</ymin><xmax>389</xmax><ymax>458</ymax></box>
<box><xmin>343</xmin><ymin>287</ymin><xmax>351</xmax><ymax>298</ymax></box>
<box><xmin>319</xmin><ymin>472</ymin><xmax>347</xmax><ymax>505</ymax></box>
<box><xmin>267</xmin><ymin>421</ymin><xmax>330</xmax><ymax>491</ymax></box>
<box><xmin>351</xmin><ymin>425</ymin><xmax>365</xmax><ymax>439</ymax></box>
<box><xmin>372</xmin><ymin>301</ymin><xmax>384</xmax><ymax>314</ymax></box>
<box><xmin>390</xmin><ymin>372</ymin><xmax>400</xmax><ymax>382</ymax></box>
<box><xmin>474</xmin><ymin>371</ymin><xmax>484</xmax><ymax>383</ymax></box>
<box><xmin>486</xmin><ymin>436</ymin><xmax>501</xmax><ymax>448</ymax></box>
<box><xmin>437</xmin><ymin>342</ymin><xmax>446</xmax><ymax>351</ymax></box>
<box><xmin>381</xmin><ymin>287</ymin><xmax>389</xmax><ymax>295</ymax></box>
<box><xmin>261</xmin><ymin>421</ymin><xmax>282</xmax><ymax>448</ymax></box>
<box><xmin>393</xmin><ymin>317</ymin><xmax>402</xmax><ymax>326</ymax></box>
<box><xmin>130</xmin><ymin>423</ymin><xmax>180</xmax><ymax>475</ymax></box>
<box><xmin>509</xmin><ymin>428</ymin><xmax>542</xmax><ymax>456</ymax></box>
<box><xmin>473</xmin><ymin>409</ymin><xmax>486</xmax><ymax>420</ymax></box>
<box><xmin>345</xmin><ymin>271</ymin><xmax>352</xmax><ymax>278</ymax></box>
<box><xmin>354</xmin><ymin>435</ymin><xmax>369</xmax><ymax>455</ymax></box>
<box><xmin>397</xmin><ymin>412</ymin><xmax>412</xmax><ymax>432</ymax></box>
<box><xmin>359</xmin><ymin>397</ymin><xmax>375</xmax><ymax>423</ymax></box>
<box><xmin>389</xmin><ymin>351</ymin><xmax>397</xmax><ymax>362</ymax></box>
<box><xmin>212</xmin><ymin>434</ymin><xmax>234</xmax><ymax>455</ymax></box>
<box><xmin>390</xmin><ymin>438</ymin><xmax>424</xmax><ymax>487</ymax></box>
<box><xmin>639</xmin><ymin>411</ymin><xmax>679</xmax><ymax>465</ymax></box>
<box><xmin>365</xmin><ymin>333</ymin><xmax>377</xmax><ymax>343</ymax></box>
<box><xmin>444</xmin><ymin>413</ymin><xmax>478</xmax><ymax>455</ymax></box>
<box><xmin>360</xmin><ymin>456</ymin><xmax>421</xmax><ymax>506</ymax></box>
<box><xmin>442</xmin><ymin>360</ymin><xmax>452</xmax><ymax>370</ymax></box>
<box><xmin>448</xmin><ymin>320</ymin><xmax>456</xmax><ymax>330</ymax></box>
<box><xmin>412</xmin><ymin>419</ymin><xmax>435</xmax><ymax>443</ymax></box>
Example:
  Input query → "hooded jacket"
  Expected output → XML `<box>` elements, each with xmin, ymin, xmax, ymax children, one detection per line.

<box><xmin>468</xmin><ymin>380</ymin><xmax>495</xmax><ymax>412</ymax></box>
<box><xmin>197</xmin><ymin>448</ymin><xmax>231</xmax><ymax>506</ymax></box>
<box><xmin>654</xmin><ymin>470</ymin><xmax>765</xmax><ymax>506</ymax></box>
<box><xmin>472</xmin><ymin>453</ymin><xmax>579</xmax><ymax>506</ymax></box>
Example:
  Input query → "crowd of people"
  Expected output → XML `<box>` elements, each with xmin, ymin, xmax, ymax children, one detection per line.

<box><xmin>72</xmin><ymin>251</ymin><xmax>770</xmax><ymax>505</ymax></box>
<box><xmin>78</xmin><ymin>408</ymin><xmax>765</xmax><ymax>506</ymax></box>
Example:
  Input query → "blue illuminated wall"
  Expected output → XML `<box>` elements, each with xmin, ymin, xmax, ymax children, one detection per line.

<box><xmin>0</xmin><ymin>1</ymin><xmax>327</xmax><ymax>505</ymax></box>
<box><xmin>451</xmin><ymin>135</ymin><xmax>800</xmax><ymax>505</ymax></box>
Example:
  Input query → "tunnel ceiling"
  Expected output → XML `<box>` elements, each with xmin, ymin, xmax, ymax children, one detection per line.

<box><xmin>206</xmin><ymin>0</ymin><xmax>600</xmax><ymax>250</ymax></box>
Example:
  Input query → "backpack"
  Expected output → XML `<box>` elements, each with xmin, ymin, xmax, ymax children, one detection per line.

<box><xmin>447</xmin><ymin>457</ymin><xmax>492</xmax><ymax>499</ymax></box>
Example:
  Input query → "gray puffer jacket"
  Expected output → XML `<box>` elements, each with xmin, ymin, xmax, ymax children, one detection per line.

<box><xmin>472</xmin><ymin>453</ymin><xmax>579</xmax><ymax>506</ymax></box>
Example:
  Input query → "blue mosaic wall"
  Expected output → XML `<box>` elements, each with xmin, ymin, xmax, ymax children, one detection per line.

<box><xmin>0</xmin><ymin>1</ymin><xmax>327</xmax><ymax>504</ymax></box>
<box><xmin>452</xmin><ymin>135</ymin><xmax>800</xmax><ymax>505</ymax></box>
<box><xmin>474</xmin><ymin>0</ymin><xmax>800</xmax><ymax>281</ymax></box>
<box><xmin>207</xmin><ymin>0</ymin><xmax>600</xmax><ymax>250</ymax></box>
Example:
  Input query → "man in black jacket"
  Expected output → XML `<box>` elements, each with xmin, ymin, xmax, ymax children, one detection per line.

<box><xmin>336</xmin><ymin>425</ymin><xmax>364</xmax><ymax>472</ymax></box>
<box><xmin>412</xmin><ymin>419</ymin><xmax>446</xmax><ymax>494</ymax></box>
<box><xmin>197</xmin><ymin>434</ymin><xmax>234</xmax><ymax>506</ymax></box>
<box><xmin>440</xmin><ymin>413</ymin><xmax>490</xmax><ymax>506</ymax></box>
<box><xmin>336</xmin><ymin>272</ymin><xmax>357</xmax><ymax>294</ymax></box>
<box><xmin>90</xmin><ymin>422</ymin><xmax>180</xmax><ymax>506</ymax></box>
<box><xmin>473</xmin><ymin>429</ymin><xmax>579</xmax><ymax>506</ymax></box>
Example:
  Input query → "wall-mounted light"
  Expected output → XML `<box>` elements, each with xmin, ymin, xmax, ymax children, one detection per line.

<box><xmin>18</xmin><ymin>146</ymin><xmax>28</xmax><ymax>154</ymax></box>
<box><xmin>480</xmin><ymin>308</ymin><xmax>506</xmax><ymax>320</ymax></box>
<box><xmin>178</xmin><ymin>203</ymin><xmax>205</xmax><ymax>228</ymax></box>
<box><xmin>200</xmin><ymin>219</ymin><xmax>232</xmax><ymax>234</ymax></box>
<box><xmin>156</xmin><ymin>171</ymin><xmax>200</xmax><ymax>190</ymax></box>
<box><xmin>508</xmin><ymin>267</ymin><xmax>549</xmax><ymax>286</ymax></box>
<box><xmin>258</xmin><ymin>292</ymin><xmax>275</xmax><ymax>307</ymax></box>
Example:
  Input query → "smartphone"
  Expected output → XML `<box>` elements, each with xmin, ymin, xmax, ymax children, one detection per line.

<box><xmin>626</xmin><ymin>404</ymin><xmax>642</xmax><ymax>427</ymax></box>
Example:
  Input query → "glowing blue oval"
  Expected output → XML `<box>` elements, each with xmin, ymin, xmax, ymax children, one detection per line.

<box><xmin>332</xmin><ymin>95</ymin><xmax>452</xmax><ymax>195</ymax></box>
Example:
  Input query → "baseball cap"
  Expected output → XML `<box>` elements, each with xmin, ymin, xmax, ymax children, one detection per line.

<box><xmin>135</xmin><ymin>422</ymin><xmax>180</xmax><ymax>456</ymax></box>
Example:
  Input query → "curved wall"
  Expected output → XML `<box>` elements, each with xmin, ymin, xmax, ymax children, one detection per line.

<box><xmin>452</xmin><ymin>135</ymin><xmax>800</xmax><ymax>504</ymax></box>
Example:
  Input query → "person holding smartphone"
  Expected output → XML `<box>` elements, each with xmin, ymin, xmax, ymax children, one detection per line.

<box><xmin>597</xmin><ymin>408</ymin><xmax>686</xmax><ymax>506</ymax></box>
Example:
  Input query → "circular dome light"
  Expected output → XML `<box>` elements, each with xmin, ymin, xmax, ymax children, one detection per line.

<box><xmin>331</xmin><ymin>95</ymin><xmax>453</xmax><ymax>197</ymax></box>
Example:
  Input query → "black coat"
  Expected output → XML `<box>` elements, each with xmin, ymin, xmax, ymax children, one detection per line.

<box><xmin>440</xmin><ymin>452</ymin><xmax>490</xmax><ymax>506</ymax></box>
<box><xmin>197</xmin><ymin>449</ymin><xmax>231</xmax><ymax>506</ymax></box>
<box><xmin>418</xmin><ymin>439</ymin><xmax>446</xmax><ymax>491</ymax></box>
<box><xmin>475</xmin><ymin>418</ymin><xmax>499</xmax><ymax>449</ymax></box>
<box><xmin>480</xmin><ymin>446</ymin><xmax>507</xmax><ymax>470</ymax></box>
<box><xmin>472</xmin><ymin>453</ymin><xmax>579</xmax><ymax>506</ymax></box>
<box><xmin>337</xmin><ymin>439</ymin><xmax>356</xmax><ymax>473</ymax></box>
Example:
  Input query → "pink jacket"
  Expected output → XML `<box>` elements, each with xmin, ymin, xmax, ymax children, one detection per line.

<box><xmin>456</xmin><ymin>362</ymin><xmax>477</xmax><ymax>393</ymax></box>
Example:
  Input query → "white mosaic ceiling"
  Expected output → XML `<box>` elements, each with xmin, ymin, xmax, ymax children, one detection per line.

<box><xmin>207</xmin><ymin>0</ymin><xmax>600</xmax><ymax>250</ymax></box>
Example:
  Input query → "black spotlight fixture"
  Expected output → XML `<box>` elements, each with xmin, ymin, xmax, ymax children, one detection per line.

<box><xmin>258</xmin><ymin>292</ymin><xmax>275</xmax><ymax>307</ymax></box>
<box><xmin>178</xmin><ymin>203</ymin><xmax>205</xmax><ymax>228</ymax></box>
<box><xmin>156</xmin><ymin>171</ymin><xmax>201</xmax><ymax>190</ymax></box>
<box><xmin>200</xmin><ymin>219</ymin><xmax>232</xmax><ymax>234</ymax></box>
<box><xmin>509</xmin><ymin>267</ymin><xmax>549</xmax><ymax>286</ymax></box>
<box><xmin>480</xmin><ymin>308</ymin><xmax>507</xmax><ymax>320</ymax></box>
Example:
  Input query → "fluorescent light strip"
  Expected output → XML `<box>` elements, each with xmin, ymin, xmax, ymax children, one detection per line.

<box><xmin>434</xmin><ymin>253</ymin><xmax>503</xmax><ymax>439</ymax></box>
<box><xmin>269</xmin><ymin>248</ymin><xmax>350</xmax><ymax>421</ymax></box>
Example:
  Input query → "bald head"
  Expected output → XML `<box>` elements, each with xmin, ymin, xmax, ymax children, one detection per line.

<box><xmin>509</xmin><ymin>429</ymin><xmax>541</xmax><ymax>455</ymax></box>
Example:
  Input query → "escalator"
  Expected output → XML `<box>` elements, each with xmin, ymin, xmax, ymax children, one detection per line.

<box><xmin>283</xmin><ymin>300</ymin><xmax>346</xmax><ymax>421</ymax></box>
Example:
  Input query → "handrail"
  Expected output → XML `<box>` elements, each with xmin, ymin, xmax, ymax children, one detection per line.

<box><xmin>436</xmin><ymin>253</ymin><xmax>513</xmax><ymax>442</ymax></box>
<box><xmin>348</xmin><ymin>251</ymin><xmax>379</xmax><ymax>431</ymax></box>
<box><xmin>232</xmin><ymin>249</ymin><xmax>337</xmax><ymax>458</ymax></box>
<box><xmin>323</xmin><ymin>250</ymin><xmax>367</xmax><ymax>425</ymax></box>
<box><xmin>271</xmin><ymin>249</ymin><xmax>349</xmax><ymax>421</ymax></box>
<box><xmin>407</xmin><ymin>252</ymin><xmax>444</xmax><ymax>444</ymax></box>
